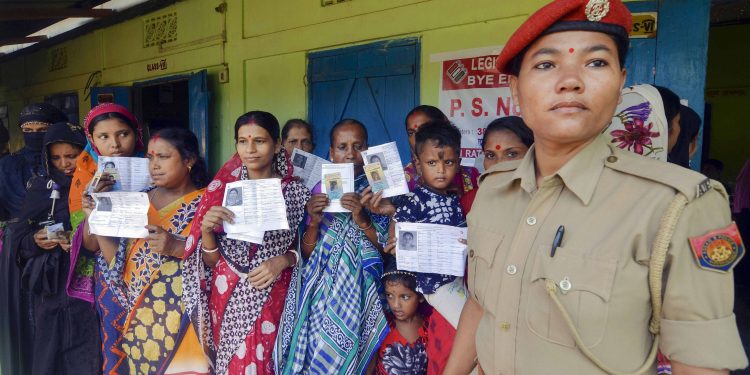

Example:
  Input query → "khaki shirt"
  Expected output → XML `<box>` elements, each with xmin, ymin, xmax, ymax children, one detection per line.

<box><xmin>467</xmin><ymin>135</ymin><xmax>747</xmax><ymax>374</ymax></box>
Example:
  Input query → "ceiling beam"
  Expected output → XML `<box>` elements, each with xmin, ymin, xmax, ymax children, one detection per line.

<box><xmin>0</xmin><ymin>8</ymin><xmax>114</xmax><ymax>21</ymax></box>
<box><xmin>0</xmin><ymin>36</ymin><xmax>48</xmax><ymax>47</ymax></box>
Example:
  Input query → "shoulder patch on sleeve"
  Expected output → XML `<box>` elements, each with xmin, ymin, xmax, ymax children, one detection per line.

<box><xmin>604</xmin><ymin>147</ymin><xmax>714</xmax><ymax>203</ymax></box>
<box><xmin>689</xmin><ymin>222</ymin><xmax>745</xmax><ymax>273</ymax></box>
<box><xmin>478</xmin><ymin>160</ymin><xmax>521</xmax><ymax>185</ymax></box>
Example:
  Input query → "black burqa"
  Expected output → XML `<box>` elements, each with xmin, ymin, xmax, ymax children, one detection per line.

<box><xmin>6</xmin><ymin>122</ymin><xmax>100</xmax><ymax>375</ymax></box>
<box><xmin>0</xmin><ymin>103</ymin><xmax>67</xmax><ymax>375</ymax></box>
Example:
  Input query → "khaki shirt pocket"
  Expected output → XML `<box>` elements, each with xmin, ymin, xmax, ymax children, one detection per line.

<box><xmin>525</xmin><ymin>246</ymin><xmax>618</xmax><ymax>348</ymax></box>
<box><xmin>467</xmin><ymin>226</ymin><xmax>504</xmax><ymax>309</ymax></box>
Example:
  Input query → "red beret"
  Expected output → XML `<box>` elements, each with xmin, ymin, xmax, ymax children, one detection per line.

<box><xmin>497</xmin><ymin>0</ymin><xmax>632</xmax><ymax>75</ymax></box>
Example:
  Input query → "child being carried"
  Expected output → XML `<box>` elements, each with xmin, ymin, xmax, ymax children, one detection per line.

<box><xmin>379</xmin><ymin>120</ymin><xmax>469</xmax><ymax>327</ymax></box>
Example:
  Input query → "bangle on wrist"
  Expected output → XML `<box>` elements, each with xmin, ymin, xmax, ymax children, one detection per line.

<box><xmin>288</xmin><ymin>249</ymin><xmax>300</xmax><ymax>266</ymax></box>
<box><xmin>356</xmin><ymin>220</ymin><xmax>373</xmax><ymax>231</ymax></box>
<box><xmin>201</xmin><ymin>245</ymin><xmax>218</xmax><ymax>253</ymax></box>
<box><xmin>301</xmin><ymin>231</ymin><xmax>317</xmax><ymax>246</ymax></box>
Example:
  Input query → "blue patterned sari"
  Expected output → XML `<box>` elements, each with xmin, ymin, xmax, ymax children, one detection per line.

<box><xmin>274</xmin><ymin>174</ymin><xmax>389</xmax><ymax>375</ymax></box>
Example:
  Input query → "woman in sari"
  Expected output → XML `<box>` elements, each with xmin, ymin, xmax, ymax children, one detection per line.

<box><xmin>182</xmin><ymin>111</ymin><xmax>309</xmax><ymax>375</ymax></box>
<box><xmin>274</xmin><ymin>119</ymin><xmax>389</xmax><ymax>375</ymax></box>
<box><xmin>88</xmin><ymin>127</ymin><xmax>210</xmax><ymax>374</ymax></box>
<box><xmin>67</xmin><ymin>103</ymin><xmax>145</xmax><ymax>305</ymax></box>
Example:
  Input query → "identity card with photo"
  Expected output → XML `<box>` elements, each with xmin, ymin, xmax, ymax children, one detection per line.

<box><xmin>321</xmin><ymin>163</ymin><xmax>354</xmax><ymax>212</ymax></box>
<box><xmin>361</xmin><ymin>142</ymin><xmax>408</xmax><ymax>198</ymax></box>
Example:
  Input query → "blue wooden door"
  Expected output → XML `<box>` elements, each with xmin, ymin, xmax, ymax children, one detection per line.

<box><xmin>308</xmin><ymin>38</ymin><xmax>419</xmax><ymax>161</ymax></box>
<box><xmin>624</xmin><ymin>1</ymin><xmax>658</xmax><ymax>86</ymax></box>
<box><xmin>188</xmin><ymin>70</ymin><xmax>210</xmax><ymax>162</ymax></box>
<box><xmin>90</xmin><ymin>86</ymin><xmax>131</xmax><ymax>108</ymax></box>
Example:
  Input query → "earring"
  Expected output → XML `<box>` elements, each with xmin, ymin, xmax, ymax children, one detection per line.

<box><xmin>188</xmin><ymin>165</ymin><xmax>193</xmax><ymax>172</ymax></box>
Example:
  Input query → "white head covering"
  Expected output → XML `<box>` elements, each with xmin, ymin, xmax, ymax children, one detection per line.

<box><xmin>605</xmin><ymin>84</ymin><xmax>669</xmax><ymax>161</ymax></box>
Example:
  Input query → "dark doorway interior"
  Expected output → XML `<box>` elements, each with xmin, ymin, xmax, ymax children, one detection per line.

<box><xmin>136</xmin><ymin>79</ymin><xmax>189</xmax><ymax>138</ymax></box>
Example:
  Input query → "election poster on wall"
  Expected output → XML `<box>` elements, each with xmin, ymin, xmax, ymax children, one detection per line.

<box><xmin>432</xmin><ymin>46</ymin><xmax>519</xmax><ymax>170</ymax></box>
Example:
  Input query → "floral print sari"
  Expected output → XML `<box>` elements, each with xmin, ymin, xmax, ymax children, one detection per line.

<box><xmin>96</xmin><ymin>188</ymin><xmax>207</xmax><ymax>375</ymax></box>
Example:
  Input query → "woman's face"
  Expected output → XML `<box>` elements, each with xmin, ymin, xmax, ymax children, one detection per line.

<box><xmin>236</xmin><ymin>123</ymin><xmax>280</xmax><ymax>177</ymax></box>
<box><xmin>483</xmin><ymin>129</ymin><xmax>530</xmax><ymax>170</ymax></box>
<box><xmin>228</xmin><ymin>189</ymin><xmax>240</xmax><ymax>202</ymax></box>
<box><xmin>49</xmin><ymin>142</ymin><xmax>82</xmax><ymax>176</ymax></box>
<box><xmin>406</xmin><ymin>112</ymin><xmax>431</xmax><ymax>154</ymax></box>
<box><xmin>330</xmin><ymin>123</ymin><xmax>367</xmax><ymax>175</ymax></box>
<box><xmin>509</xmin><ymin>31</ymin><xmax>626</xmax><ymax>148</ymax></box>
<box><xmin>91</xmin><ymin>119</ymin><xmax>137</xmax><ymax>157</ymax></box>
<box><xmin>21</xmin><ymin>122</ymin><xmax>49</xmax><ymax>133</ymax></box>
<box><xmin>147</xmin><ymin>138</ymin><xmax>192</xmax><ymax>189</ymax></box>
<box><xmin>283</xmin><ymin>126</ymin><xmax>314</xmax><ymax>153</ymax></box>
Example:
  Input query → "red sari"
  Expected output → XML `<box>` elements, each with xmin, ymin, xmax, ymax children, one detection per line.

<box><xmin>182</xmin><ymin>149</ymin><xmax>309</xmax><ymax>375</ymax></box>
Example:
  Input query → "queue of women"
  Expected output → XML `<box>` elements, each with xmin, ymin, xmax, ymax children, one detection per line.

<box><xmin>2</xmin><ymin>0</ymin><xmax>748</xmax><ymax>374</ymax></box>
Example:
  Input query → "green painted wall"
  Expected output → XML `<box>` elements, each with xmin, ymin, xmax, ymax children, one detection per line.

<box><xmin>705</xmin><ymin>23</ymin><xmax>750</xmax><ymax>185</ymax></box>
<box><xmin>0</xmin><ymin>0</ymin><xmax>549</xmax><ymax>170</ymax></box>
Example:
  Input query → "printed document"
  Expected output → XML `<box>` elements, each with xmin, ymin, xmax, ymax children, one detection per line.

<box><xmin>361</xmin><ymin>142</ymin><xmax>408</xmax><ymax>198</ymax></box>
<box><xmin>290</xmin><ymin>149</ymin><xmax>328</xmax><ymax>190</ymax></box>
<box><xmin>321</xmin><ymin>163</ymin><xmax>354</xmax><ymax>212</ymax></box>
<box><xmin>89</xmin><ymin>156</ymin><xmax>152</xmax><ymax>193</ymax></box>
<box><xmin>222</xmin><ymin>179</ymin><xmax>289</xmax><ymax>240</ymax></box>
<box><xmin>88</xmin><ymin>192</ymin><xmax>150</xmax><ymax>238</ymax></box>
<box><xmin>395</xmin><ymin>222</ymin><xmax>468</xmax><ymax>276</ymax></box>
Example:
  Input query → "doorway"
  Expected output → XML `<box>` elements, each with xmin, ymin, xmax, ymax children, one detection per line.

<box><xmin>134</xmin><ymin>79</ymin><xmax>189</xmax><ymax>135</ymax></box>
<box><xmin>705</xmin><ymin>2</ymin><xmax>750</xmax><ymax>371</ymax></box>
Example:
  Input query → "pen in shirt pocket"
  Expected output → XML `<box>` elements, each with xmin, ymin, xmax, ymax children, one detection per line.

<box><xmin>550</xmin><ymin>225</ymin><xmax>565</xmax><ymax>257</ymax></box>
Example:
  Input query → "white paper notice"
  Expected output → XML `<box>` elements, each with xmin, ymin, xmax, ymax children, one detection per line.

<box><xmin>88</xmin><ymin>192</ymin><xmax>150</xmax><ymax>238</ymax></box>
<box><xmin>222</xmin><ymin>179</ymin><xmax>289</xmax><ymax>241</ymax></box>
<box><xmin>290</xmin><ymin>149</ymin><xmax>328</xmax><ymax>191</ymax></box>
<box><xmin>321</xmin><ymin>163</ymin><xmax>354</xmax><ymax>212</ymax></box>
<box><xmin>361</xmin><ymin>142</ymin><xmax>409</xmax><ymax>198</ymax></box>
<box><xmin>90</xmin><ymin>156</ymin><xmax>152</xmax><ymax>193</ymax></box>
<box><xmin>395</xmin><ymin>222</ymin><xmax>468</xmax><ymax>276</ymax></box>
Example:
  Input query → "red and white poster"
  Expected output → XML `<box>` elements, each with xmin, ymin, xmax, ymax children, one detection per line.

<box><xmin>434</xmin><ymin>47</ymin><xmax>520</xmax><ymax>167</ymax></box>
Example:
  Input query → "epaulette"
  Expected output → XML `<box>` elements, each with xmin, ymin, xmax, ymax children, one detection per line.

<box><xmin>604</xmin><ymin>146</ymin><xmax>716</xmax><ymax>203</ymax></box>
<box><xmin>478</xmin><ymin>159</ymin><xmax>521</xmax><ymax>185</ymax></box>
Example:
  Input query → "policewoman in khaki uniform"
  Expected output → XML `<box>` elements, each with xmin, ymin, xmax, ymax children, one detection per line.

<box><xmin>444</xmin><ymin>0</ymin><xmax>748</xmax><ymax>374</ymax></box>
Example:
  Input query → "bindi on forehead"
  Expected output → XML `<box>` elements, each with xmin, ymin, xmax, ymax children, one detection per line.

<box><xmin>495</xmin><ymin>144</ymin><xmax>502</xmax><ymax>150</ymax></box>
<box><xmin>569</xmin><ymin>48</ymin><xmax>575</xmax><ymax>54</ymax></box>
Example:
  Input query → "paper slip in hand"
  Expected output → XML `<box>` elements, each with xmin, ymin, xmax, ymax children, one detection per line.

<box><xmin>222</xmin><ymin>178</ymin><xmax>289</xmax><ymax>234</ymax></box>
<box><xmin>227</xmin><ymin>232</ymin><xmax>265</xmax><ymax>244</ymax></box>
<box><xmin>395</xmin><ymin>222</ymin><xmax>468</xmax><ymax>276</ymax></box>
<box><xmin>361</xmin><ymin>142</ymin><xmax>408</xmax><ymax>198</ymax></box>
<box><xmin>291</xmin><ymin>149</ymin><xmax>328</xmax><ymax>190</ymax></box>
<box><xmin>89</xmin><ymin>192</ymin><xmax>150</xmax><ymax>238</ymax></box>
<box><xmin>364</xmin><ymin>162</ymin><xmax>389</xmax><ymax>193</ymax></box>
<box><xmin>321</xmin><ymin>163</ymin><xmax>354</xmax><ymax>212</ymax></box>
<box><xmin>45</xmin><ymin>223</ymin><xmax>67</xmax><ymax>240</ymax></box>
<box><xmin>88</xmin><ymin>157</ymin><xmax>152</xmax><ymax>193</ymax></box>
